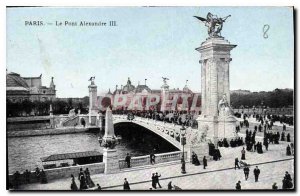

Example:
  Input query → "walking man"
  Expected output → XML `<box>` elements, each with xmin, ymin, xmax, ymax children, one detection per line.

<box><xmin>243</xmin><ymin>166</ymin><xmax>250</xmax><ymax>180</ymax></box>
<box><xmin>254</xmin><ymin>166</ymin><xmax>260</xmax><ymax>182</ymax></box>
<box><xmin>151</xmin><ymin>173</ymin><xmax>156</xmax><ymax>189</ymax></box>
<box><xmin>125</xmin><ymin>153</ymin><xmax>131</xmax><ymax>168</ymax></box>
<box><xmin>123</xmin><ymin>178</ymin><xmax>130</xmax><ymax>190</ymax></box>
<box><xmin>155</xmin><ymin>172</ymin><xmax>162</xmax><ymax>188</ymax></box>
<box><xmin>203</xmin><ymin>156</ymin><xmax>207</xmax><ymax>169</ymax></box>
<box><xmin>235</xmin><ymin>158</ymin><xmax>240</xmax><ymax>170</ymax></box>
<box><xmin>150</xmin><ymin>153</ymin><xmax>156</xmax><ymax>164</ymax></box>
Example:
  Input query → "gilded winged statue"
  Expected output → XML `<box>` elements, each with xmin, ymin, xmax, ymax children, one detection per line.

<box><xmin>194</xmin><ymin>12</ymin><xmax>231</xmax><ymax>37</ymax></box>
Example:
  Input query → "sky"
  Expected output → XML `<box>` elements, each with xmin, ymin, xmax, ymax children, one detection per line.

<box><xmin>6</xmin><ymin>7</ymin><xmax>294</xmax><ymax>98</ymax></box>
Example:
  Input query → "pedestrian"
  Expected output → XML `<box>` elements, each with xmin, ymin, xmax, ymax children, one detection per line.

<box><xmin>13</xmin><ymin>171</ymin><xmax>21</xmax><ymax>189</ymax></box>
<box><xmin>241</xmin><ymin>147</ymin><xmax>246</xmax><ymax>160</ymax></box>
<box><xmin>253</xmin><ymin>166</ymin><xmax>260</xmax><ymax>182</ymax></box>
<box><xmin>35</xmin><ymin>167</ymin><xmax>41</xmax><ymax>181</ymax></box>
<box><xmin>168</xmin><ymin>181</ymin><xmax>173</xmax><ymax>190</ymax></box>
<box><xmin>151</xmin><ymin>173</ymin><xmax>156</xmax><ymax>189</ymax></box>
<box><xmin>24</xmin><ymin>169</ymin><xmax>31</xmax><ymax>184</ymax></box>
<box><xmin>78</xmin><ymin>168</ymin><xmax>88</xmax><ymax>190</ymax></box>
<box><xmin>155</xmin><ymin>172</ymin><xmax>162</xmax><ymax>188</ymax></box>
<box><xmin>40</xmin><ymin>169</ymin><xmax>48</xmax><ymax>184</ymax></box>
<box><xmin>287</xmin><ymin>133</ymin><xmax>291</xmax><ymax>142</ymax></box>
<box><xmin>96</xmin><ymin>183</ymin><xmax>102</xmax><ymax>190</ymax></box>
<box><xmin>235</xmin><ymin>158</ymin><xmax>240</xmax><ymax>170</ymax></box>
<box><xmin>243</xmin><ymin>166</ymin><xmax>250</xmax><ymax>180</ymax></box>
<box><xmin>125</xmin><ymin>153</ymin><xmax>131</xmax><ymax>168</ymax></box>
<box><xmin>236</xmin><ymin>181</ymin><xmax>241</xmax><ymax>190</ymax></box>
<box><xmin>286</xmin><ymin>145</ymin><xmax>292</xmax><ymax>156</ymax></box>
<box><xmin>203</xmin><ymin>156</ymin><xmax>207</xmax><ymax>169</ymax></box>
<box><xmin>150</xmin><ymin>153</ymin><xmax>156</xmax><ymax>164</ymax></box>
<box><xmin>281</xmin><ymin>132</ymin><xmax>285</xmax><ymax>141</ymax></box>
<box><xmin>70</xmin><ymin>174</ymin><xmax>78</xmax><ymax>190</ymax></box>
<box><xmin>84</xmin><ymin>168</ymin><xmax>95</xmax><ymax>188</ymax></box>
<box><xmin>263</xmin><ymin>138</ymin><xmax>269</xmax><ymax>151</ymax></box>
<box><xmin>290</xmin><ymin>143</ymin><xmax>294</xmax><ymax>155</ymax></box>
<box><xmin>215</xmin><ymin>148</ymin><xmax>222</xmax><ymax>160</ymax></box>
<box><xmin>272</xmin><ymin>182</ymin><xmax>278</xmax><ymax>190</ymax></box>
<box><xmin>192</xmin><ymin>152</ymin><xmax>201</xmax><ymax>165</ymax></box>
<box><xmin>123</xmin><ymin>178</ymin><xmax>130</xmax><ymax>190</ymax></box>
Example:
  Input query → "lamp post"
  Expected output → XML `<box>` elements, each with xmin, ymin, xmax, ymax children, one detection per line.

<box><xmin>180</xmin><ymin>124</ymin><xmax>187</xmax><ymax>174</ymax></box>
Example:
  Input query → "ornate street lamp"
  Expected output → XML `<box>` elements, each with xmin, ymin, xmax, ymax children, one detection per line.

<box><xmin>98</xmin><ymin>107</ymin><xmax>122</xmax><ymax>148</ymax></box>
<box><xmin>180</xmin><ymin>124</ymin><xmax>187</xmax><ymax>174</ymax></box>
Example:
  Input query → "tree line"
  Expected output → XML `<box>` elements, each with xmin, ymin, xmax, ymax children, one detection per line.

<box><xmin>230</xmin><ymin>89</ymin><xmax>293</xmax><ymax>109</ymax></box>
<box><xmin>6</xmin><ymin>98</ymin><xmax>89</xmax><ymax>117</ymax></box>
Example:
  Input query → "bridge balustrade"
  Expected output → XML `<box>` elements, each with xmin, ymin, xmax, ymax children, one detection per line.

<box><xmin>118</xmin><ymin>151</ymin><xmax>187</xmax><ymax>170</ymax></box>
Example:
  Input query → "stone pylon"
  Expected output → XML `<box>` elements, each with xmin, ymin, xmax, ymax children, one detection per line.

<box><xmin>103</xmin><ymin>107</ymin><xmax>119</xmax><ymax>174</ymax></box>
<box><xmin>49</xmin><ymin>104</ymin><xmax>54</xmax><ymax>128</ymax></box>
<box><xmin>103</xmin><ymin>107</ymin><xmax>116</xmax><ymax>140</ymax></box>
<box><xmin>88</xmin><ymin>79</ymin><xmax>98</xmax><ymax>126</ymax></box>
<box><xmin>160</xmin><ymin>79</ymin><xmax>170</xmax><ymax>112</ymax></box>
<box><xmin>196</xmin><ymin>36</ymin><xmax>238</xmax><ymax>145</ymax></box>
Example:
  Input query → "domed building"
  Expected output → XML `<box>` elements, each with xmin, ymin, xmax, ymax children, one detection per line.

<box><xmin>121</xmin><ymin>77</ymin><xmax>135</xmax><ymax>94</ymax></box>
<box><xmin>6</xmin><ymin>72</ymin><xmax>56</xmax><ymax>102</ymax></box>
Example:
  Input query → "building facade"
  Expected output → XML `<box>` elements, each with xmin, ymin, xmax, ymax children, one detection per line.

<box><xmin>100</xmin><ymin>77</ymin><xmax>199</xmax><ymax>112</ymax></box>
<box><xmin>6</xmin><ymin>72</ymin><xmax>56</xmax><ymax>102</ymax></box>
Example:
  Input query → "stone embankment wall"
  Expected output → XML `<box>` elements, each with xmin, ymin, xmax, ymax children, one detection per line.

<box><xmin>7</xmin><ymin>127</ymin><xmax>89</xmax><ymax>137</ymax></box>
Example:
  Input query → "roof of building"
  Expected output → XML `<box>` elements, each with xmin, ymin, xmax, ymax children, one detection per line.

<box><xmin>135</xmin><ymin>84</ymin><xmax>151</xmax><ymax>93</ymax></box>
<box><xmin>41</xmin><ymin>151</ymin><xmax>102</xmax><ymax>162</ymax></box>
<box><xmin>183</xmin><ymin>85</ymin><xmax>192</xmax><ymax>93</ymax></box>
<box><xmin>6</xmin><ymin>86</ymin><xmax>29</xmax><ymax>92</ymax></box>
<box><xmin>6</xmin><ymin>72</ymin><xmax>30</xmax><ymax>89</ymax></box>
<box><xmin>122</xmin><ymin>77</ymin><xmax>135</xmax><ymax>93</ymax></box>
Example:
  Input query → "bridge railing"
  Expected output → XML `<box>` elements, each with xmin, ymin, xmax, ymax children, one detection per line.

<box><xmin>118</xmin><ymin>151</ymin><xmax>187</xmax><ymax>170</ymax></box>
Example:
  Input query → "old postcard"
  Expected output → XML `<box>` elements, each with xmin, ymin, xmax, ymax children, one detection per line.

<box><xmin>6</xmin><ymin>6</ymin><xmax>294</xmax><ymax>191</ymax></box>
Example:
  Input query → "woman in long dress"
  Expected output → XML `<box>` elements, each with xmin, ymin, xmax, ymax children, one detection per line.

<box><xmin>241</xmin><ymin>147</ymin><xmax>246</xmax><ymax>160</ymax></box>
<box><xmin>70</xmin><ymin>174</ymin><xmax>78</xmax><ymax>190</ymax></box>
<box><xmin>78</xmin><ymin>168</ymin><xmax>88</xmax><ymax>190</ymax></box>
<box><xmin>85</xmin><ymin>168</ymin><xmax>95</xmax><ymax>188</ymax></box>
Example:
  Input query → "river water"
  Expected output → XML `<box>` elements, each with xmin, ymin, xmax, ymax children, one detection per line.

<box><xmin>8</xmin><ymin>123</ymin><xmax>178</xmax><ymax>174</ymax></box>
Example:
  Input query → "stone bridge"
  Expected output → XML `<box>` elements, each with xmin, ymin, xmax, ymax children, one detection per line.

<box><xmin>57</xmin><ymin>114</ymin><xmax>210</xmax><ymax>159</ymax></box>
<box><xmin>112</xmin><ymin>115</ymin><xmax>203</xmax><ymax>151</ymax></box>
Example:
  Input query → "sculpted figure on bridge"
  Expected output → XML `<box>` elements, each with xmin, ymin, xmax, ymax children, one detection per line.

<box><xmin>218</xmin><ymin>94</ymin><xmax>233</xmax><ymax>117</ymax></box>
<box><xmin>186</xmin><ymin>125</ymin><xmax>208</xmax><ymax>146</ymax></box>
<box><xmin>194</xmin><ymin>12</ymin><xmax>231</xmax><ymax>37</ymax></box>
<box><xmin>88</xmin><ymin>76</ymin><xmax>95</xmax><ymax>85</ymax></box>
<box><xmin>162</xmin><ymin>77</ymin><xmax>169</xmax><ymax>85</ymax></box>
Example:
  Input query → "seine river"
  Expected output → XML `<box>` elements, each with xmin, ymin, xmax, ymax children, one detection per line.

<box><xmin>8</xmin><ymin>123</ymin><xmax>178</xmax><ymax>174</ymax></box>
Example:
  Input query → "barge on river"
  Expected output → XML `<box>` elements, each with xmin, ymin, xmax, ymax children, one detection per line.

<box><xmin>40</xmin><ymin>151</ymin><xmax>103</xmax><ymax>169</ymax></box>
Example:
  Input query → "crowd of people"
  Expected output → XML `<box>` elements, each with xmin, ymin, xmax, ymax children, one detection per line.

<box><xmin>112</xmin><ymin>109</ymin><xmax>199</xmax><ymax>128</ymax></box>
<box><xmin>236</xmin><ymin>168</ymin><xmax>293</xmax><ymax>190</ymax></box>
<box><xmin>234</xmin><ymin>112</ymin><xmax>293</xmax><ymax>127</ymax></box>
<box><xmin>70</xmin><ymin>168</ymin><xmax>97</xmax><ymax>190</ymax></box>
<box><xmin>217</xmin><ymin>137</ymin><xmax>244</xmax><ymax>148</ymax></box>
<box><xmin>10</xmin><ymin>167</ymin><xmax>47</xmax><ymax>189</ymax></box>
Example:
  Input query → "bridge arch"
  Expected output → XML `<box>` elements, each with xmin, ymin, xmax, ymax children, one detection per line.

<box><xmin>113</xmin><ymin>115</ymin><xmax>183</xmax><ymax>150</ymax></box>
